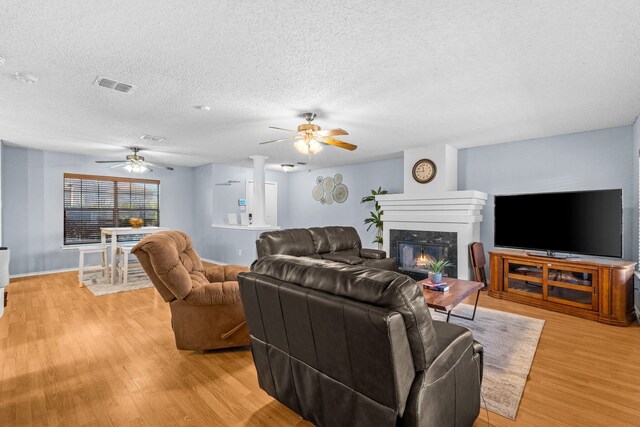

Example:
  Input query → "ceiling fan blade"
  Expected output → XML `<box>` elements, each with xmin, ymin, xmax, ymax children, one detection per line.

<box><xmin>95</xmin><ymin>160</ymin><xmax>126</xmax><ymax>163</ymax></box>
<box><xmin>107</xmin><ymin>163</ymin><xmax>127</xmax><ymax>169</ymax></box>
<box><xmin>268</xmin><ymin>126</ymin><xmax>296</xmax><ymax>132</ymax></box>
<box><xmin>143</xmin><ymin>161</ymin><xmax>174</xmax><ymax>171</ymax></box>
<box><xmin>259</xmin><ymin>136</ymin><xmax>302</xmax><ymax>145</ymax></box>
<box><xmin>315</xmin><ymin>128</ymin><xmax>349</xmax><ymax>137</ymax></box>
<box><xmin>320</xmin><ymin>136</ymin><xmax>358</xmax><ymax>151</ymax></box>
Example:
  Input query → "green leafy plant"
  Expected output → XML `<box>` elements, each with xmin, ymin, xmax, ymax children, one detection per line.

<box><xmin>361</xmin><ymin>186</ymin><xmax>388</xmax><ymax>250</ymax></box>
<box><xmin>425</xmin><ymin>258</ymin><xmax>451</xmax><ymax>274</ymax></box>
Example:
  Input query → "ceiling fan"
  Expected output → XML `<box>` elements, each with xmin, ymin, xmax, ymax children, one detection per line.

<box><xmin>94</xmin><ymin>147</ymin><xmax>174</xmax><ymax>173</ymax></box>
<box><xmin>260</xmin><ymin>112</ymin><xmax>357</xmax><ymax>154</ymax></box>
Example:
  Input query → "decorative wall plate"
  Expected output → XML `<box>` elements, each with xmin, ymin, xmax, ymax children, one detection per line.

<box><xmin>333</xmin><ymin>183</ymin><xmax>348</xmax><ymax>203</ymax></box>
<box><xmin>312</xmin><ymin>185</ymin><xmax>323</xmax><ymax>201</ymax></box>
<box><xmin>312</xmin><ymin>174</ymin><xmax>348</xmax><ymax>205</ymax></box>
<box><xmin>323</xmin><ymin>176</ymin><xmax>335</xmax><ymax>193</ymax></box>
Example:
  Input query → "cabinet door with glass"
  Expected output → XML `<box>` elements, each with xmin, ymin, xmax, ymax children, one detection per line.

<box><xmin>504</xmin><ymin>260</ymin><xmax>544</xmax><ymax>299</ymax></box>
<box><xmin>546</xmin><ymin>264</ymin><xmax>598</xmax><ymax>311</ymax></box>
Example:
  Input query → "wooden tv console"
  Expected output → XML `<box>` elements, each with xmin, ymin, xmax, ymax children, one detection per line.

<box><xmin>489</xmin><ymin>249</ymin><xmax>636</xmax><ymax>326</ymax></box>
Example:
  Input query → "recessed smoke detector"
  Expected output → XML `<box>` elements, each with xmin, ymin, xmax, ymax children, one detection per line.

<box><xmin>140</xmin><ymin>134</ymin><xmax>165</xmax><ymax>143</ymax></box>
<box><xmin>193</xmin><ymin>105</ymin><xmax>211</xmax><ymax>111</ymax></box>
<box><xmin>94</xmin><ymin>76</ymin><xmax>135</xmax><ymax>93</ymax></box>
<box><xmin>14</xmin><ymin>72</ymin><xmax>38</xmax><ymax>84</ymax></box>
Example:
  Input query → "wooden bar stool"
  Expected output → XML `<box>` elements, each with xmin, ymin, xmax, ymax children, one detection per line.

<box><xmin>117</xmin><ymin>243</ymin><xmax>141</xmax><ymax>286</ymax></box>
<box><xmin>78</xmin><ymin>245</ymin><xmax>108</xmax><ymax>287</ymax></box>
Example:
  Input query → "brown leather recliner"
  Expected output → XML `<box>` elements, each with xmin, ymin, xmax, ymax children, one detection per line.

<box><xmin>132</xmin><ymin>230</ymin><xmax>250</xmax><ymax>351</ymax></box>
<box><xmin>239</xmin><ymin>255</ymin><xmax>483</xmax><ymax>427</ymax></box>
<box><xmin>256</xmin><ymin>226</ymin><xmax>397</xmax><ymax>271</ymax></box>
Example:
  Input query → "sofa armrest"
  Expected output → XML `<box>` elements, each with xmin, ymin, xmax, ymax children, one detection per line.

<box><xmin>205</xmin><ymin>265</ymin><xmax>249</xmax><ymax>282</ymax></box>
<box><xmin>402</xmin><ymin>321</ymin><xmax>482</xmax><ymax>426</ymax></box>
<box><xmin>360</xmin><ymin>248</ymin><xmax>386</xmax><ymax>259</ymax></box>
<box><xmin>320</xmin><ymin>253</ymin><xmax>364</xmax><ymax>265</ymax></box>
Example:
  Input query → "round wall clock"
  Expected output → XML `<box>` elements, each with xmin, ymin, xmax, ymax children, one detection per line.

<box><xmin>412</xmin><ymin>159</ymin><xmax>437</xmax><ymax>184</ymax></box>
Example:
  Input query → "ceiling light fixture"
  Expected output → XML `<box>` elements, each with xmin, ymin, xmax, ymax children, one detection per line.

<box><xmin>281</xmin><ymin>164</ymin><xmax>295</xmax><ymax>173</ymax></box>
<box><xmin>124</xmin><ymin>163</ymin><xmax>150</xmax><ymax>174</ymax></box>
<box><xmin>294</xmin><ymin>136</ymin><xmax>324</xmax><ymax>155</ymax></box>
<box><xmin>14</xmin><ymin>72</ymin><xmax>38</xmax><ymax>84</ymax></box>
<box><xmin>193</xmin><ymin>105</ymin><xmax>211</xmax><ymax>111</ymax></box>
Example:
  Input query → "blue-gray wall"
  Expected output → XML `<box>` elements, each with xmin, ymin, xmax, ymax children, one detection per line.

<box><xmin>1</xmin><ymin>145</ymin><xmax>195</xmax><ymax>275</ymax></box>
<box><xmin>286</xmin><ymin>158</ymin><xmax>404</xmax><ymax>248</ymax></box>
<box><xmin>459</xmin><ymin>126</ymin><xmax>634</xmax><ymax>260</ymax></box>
<box><xmin>633</xmin><ymin>117</ymin><xmax>640</xmax><ymax>312</ymax></box>
<box><xmin>192</xmin><ymin>157</ymin><xmax>404</xmax><ymax>265</ymax></box>
<box><xmin>191</xmin><ymin>162</ymin><xmax>290</xmax><ymax>265</ymax></box>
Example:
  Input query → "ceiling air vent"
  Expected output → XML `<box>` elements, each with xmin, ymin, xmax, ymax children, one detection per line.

<box><xmin>94</xmin><ymin>76</ymin><xmax>135</xmax><ymax>93</ymax></box>
<box><xmin>140</xmin><ymin>134</ymin><xmax>165</xmax><ymax>143</ymax></box>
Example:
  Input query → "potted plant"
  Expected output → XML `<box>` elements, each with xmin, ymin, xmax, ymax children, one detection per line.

<box><xmin>425</xmin><ymin>258</ymin><xmax>451</xmax><ymax>284</ymax></box>
<box><xmin>361</xmin><ymin>186</ymin><xmax>388</xmax><ymax>250</ymax></box>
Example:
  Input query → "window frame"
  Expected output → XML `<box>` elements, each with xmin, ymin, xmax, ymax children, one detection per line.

<box><xmin>63</xmin><ymin>173</ymin><xmax>160</xmax><ymax>246</ymax></box>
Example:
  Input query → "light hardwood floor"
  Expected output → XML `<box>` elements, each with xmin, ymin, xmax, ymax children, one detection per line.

<box><xmin>1</xmin><ymin>271</ymin><xmax>639</xmax><ymax>426</ymax></box>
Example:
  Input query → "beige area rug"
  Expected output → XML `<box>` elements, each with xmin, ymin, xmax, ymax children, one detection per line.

<box><xmin>81</xmin><ymin>270</ymin><xmax>153</xmax><ymax>296</ymax></box>
<box><xmin>431</xmin><ymin>303</ymin><xmax>545</xmax><ymax>420</ymax></box>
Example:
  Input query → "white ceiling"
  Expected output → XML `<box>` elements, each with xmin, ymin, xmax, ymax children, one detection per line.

<box><xmin>1</xmin><ymin>1</ymin><xmax>639</xmax><ymax>169</ymax></box>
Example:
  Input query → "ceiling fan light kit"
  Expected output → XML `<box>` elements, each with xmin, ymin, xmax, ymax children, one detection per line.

<box><xmin>124</xmin><ymin>163</ymin><xmax>150</xmax><ymax>173</ymax></box>
<box><xmin>294</xmin><ymin>138</ymin><xmax>324</xmax><ymax>155</ymax></box>
<box><xmin>94</xmin><ymin>147</ymin><xmax>175</xmax><ymax>173</ymax></box>
<box><xmin>260</xmin><ymin>112</ymin><xmax>357</xmax><ymax>154</ymax></box>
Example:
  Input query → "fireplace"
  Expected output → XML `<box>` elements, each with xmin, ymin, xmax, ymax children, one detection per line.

<box><xmin>390</xmin><ymin>230</ymin><xmax>457</xmax><ymax>281</ymax></box>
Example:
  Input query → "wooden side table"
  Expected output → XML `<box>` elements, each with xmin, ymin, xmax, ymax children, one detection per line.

<box><xmin>419</xmin><ymin>277</ymin><xmax>485</xmax><ymax>322</ymax></box>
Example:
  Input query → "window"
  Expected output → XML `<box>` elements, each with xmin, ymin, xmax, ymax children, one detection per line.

<box><xmin>64</xmin><ymin>173</ymin><xmax>160</xmax><ymax>245</ymax></box>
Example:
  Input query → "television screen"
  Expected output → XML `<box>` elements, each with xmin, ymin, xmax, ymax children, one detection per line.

<box><xmin>494</xmin><ymin>189</ymin><xmax>623</xmax><ymax>258</ymax></box>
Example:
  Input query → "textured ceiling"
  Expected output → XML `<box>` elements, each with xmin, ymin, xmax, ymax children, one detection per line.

<box><xmin>1</xmin><ymin>1</ymin><xmax>640</xmax><ymax>169</ymax></box>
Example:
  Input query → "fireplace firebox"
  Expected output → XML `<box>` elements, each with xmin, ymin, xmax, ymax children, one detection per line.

<box><xmin>390</xmin><ymin>230</ymin><xmax>457</xmax><ymax>280</ymax></box>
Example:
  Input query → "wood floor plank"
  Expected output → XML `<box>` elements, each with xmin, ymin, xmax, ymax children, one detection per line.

<box><xmin>1</xmin><ymin>272</ymin><xmax>639</xmax><ymax>426</ymax></box>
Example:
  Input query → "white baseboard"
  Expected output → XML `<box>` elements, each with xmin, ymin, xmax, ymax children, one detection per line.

<box><xmin>10</xmin><ymin>267</ymin><xmax>78</xmax><ymax>279</ymax></box>
<box><xmin>201</xmin><ymin>258</ymin><xmax>228</xmax><ymax>265</ymax></box>
<box><xmin>9</xmin><ymin>259</ymin><xmax>232</xmax><ymax>279</ymax></box>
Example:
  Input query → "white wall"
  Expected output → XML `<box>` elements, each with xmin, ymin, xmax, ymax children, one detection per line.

<box><xmin>2</xmin><ymin>145</ymin><xmax>195</xmax><ymax>275</ymax></box>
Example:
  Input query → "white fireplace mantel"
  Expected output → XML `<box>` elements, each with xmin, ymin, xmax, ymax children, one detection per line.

<box><xmin>377</xmin><ymin>190</ymin><xmax>488</xmax><ymax>279</ymax></box>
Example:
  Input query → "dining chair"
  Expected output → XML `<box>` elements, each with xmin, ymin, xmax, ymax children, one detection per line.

<box><xmin>469</xmin><ymin>242</ymin><xmax>488</xmax><ymax>287</ymax></box>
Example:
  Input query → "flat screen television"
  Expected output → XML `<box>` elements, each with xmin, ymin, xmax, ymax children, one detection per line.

<box><xmin>494</xmin><ymin>189</ymin><xmax>623</xmax><ymax>258</ymax></box>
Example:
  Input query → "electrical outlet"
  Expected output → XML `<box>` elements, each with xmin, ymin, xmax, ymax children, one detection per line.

<box><xmin>238</xmin><ymin>249</ymin><xmax>242</xmax><ymax>256</ymax></box>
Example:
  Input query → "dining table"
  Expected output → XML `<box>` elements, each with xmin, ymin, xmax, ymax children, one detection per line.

<box><xmin>100</xmin><ymin>226</ymin><xmax>169</xmax><ymax>285</ymax></box>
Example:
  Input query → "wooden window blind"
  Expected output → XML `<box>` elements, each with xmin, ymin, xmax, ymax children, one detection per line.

<box><xmin>63</xmin><ymin>173</ymin><xmax>160</xmax><ymax>245</ymax></box>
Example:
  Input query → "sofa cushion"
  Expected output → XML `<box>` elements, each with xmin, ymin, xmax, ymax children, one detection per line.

<box><xmin>324</xmin><ymin>226</ymin><xmax>363</xmax><ymax>252</ymax></box>
<box><xmin>363</xmin><ymin>258</ymin><xmax>398</xmax><ymax>271</ymax></box>
<box><xmin>308</xmin><ymin>227</ymin><xmax>331</xmax><ymax>254</ymax></box>
<box><xmin>257</xmin><ymin>228</ymin><xmax>316</xmax><ymax>257</ymax></box>
<box><xmin>320</xmin><ymin>253</ymin><xmax>364</xmax><ymax>265</ymax></box>
<box><xmin>249</xmin><ymin>255</ymin><xmax>440</xmax><ymax>371</ymax></box>
<box><xmin>184</xmin><ymin>280</ymin><xmax>242</xmax><ymax>306</ymax></box>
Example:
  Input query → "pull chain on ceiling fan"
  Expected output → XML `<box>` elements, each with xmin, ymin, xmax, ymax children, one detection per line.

<box><xmin>260</xmin><ymin>112</ymin><xmax>357</xmax><ymax>154</ymax></box>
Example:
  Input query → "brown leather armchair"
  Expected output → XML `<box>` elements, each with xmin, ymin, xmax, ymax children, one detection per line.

<box><xmin>239</xmin><ymin>255</ymin><xmax>483</xmax><ymax>426</ymax></box>
<box><xmin>132</xmin><ymin>230</ymin><xmax>250</xmax><ymax>351</ymax></box>
<box><xmin>256</xmin><ymin>226</ymin><xmax>397</xmax><ymax>271</ymax></box>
